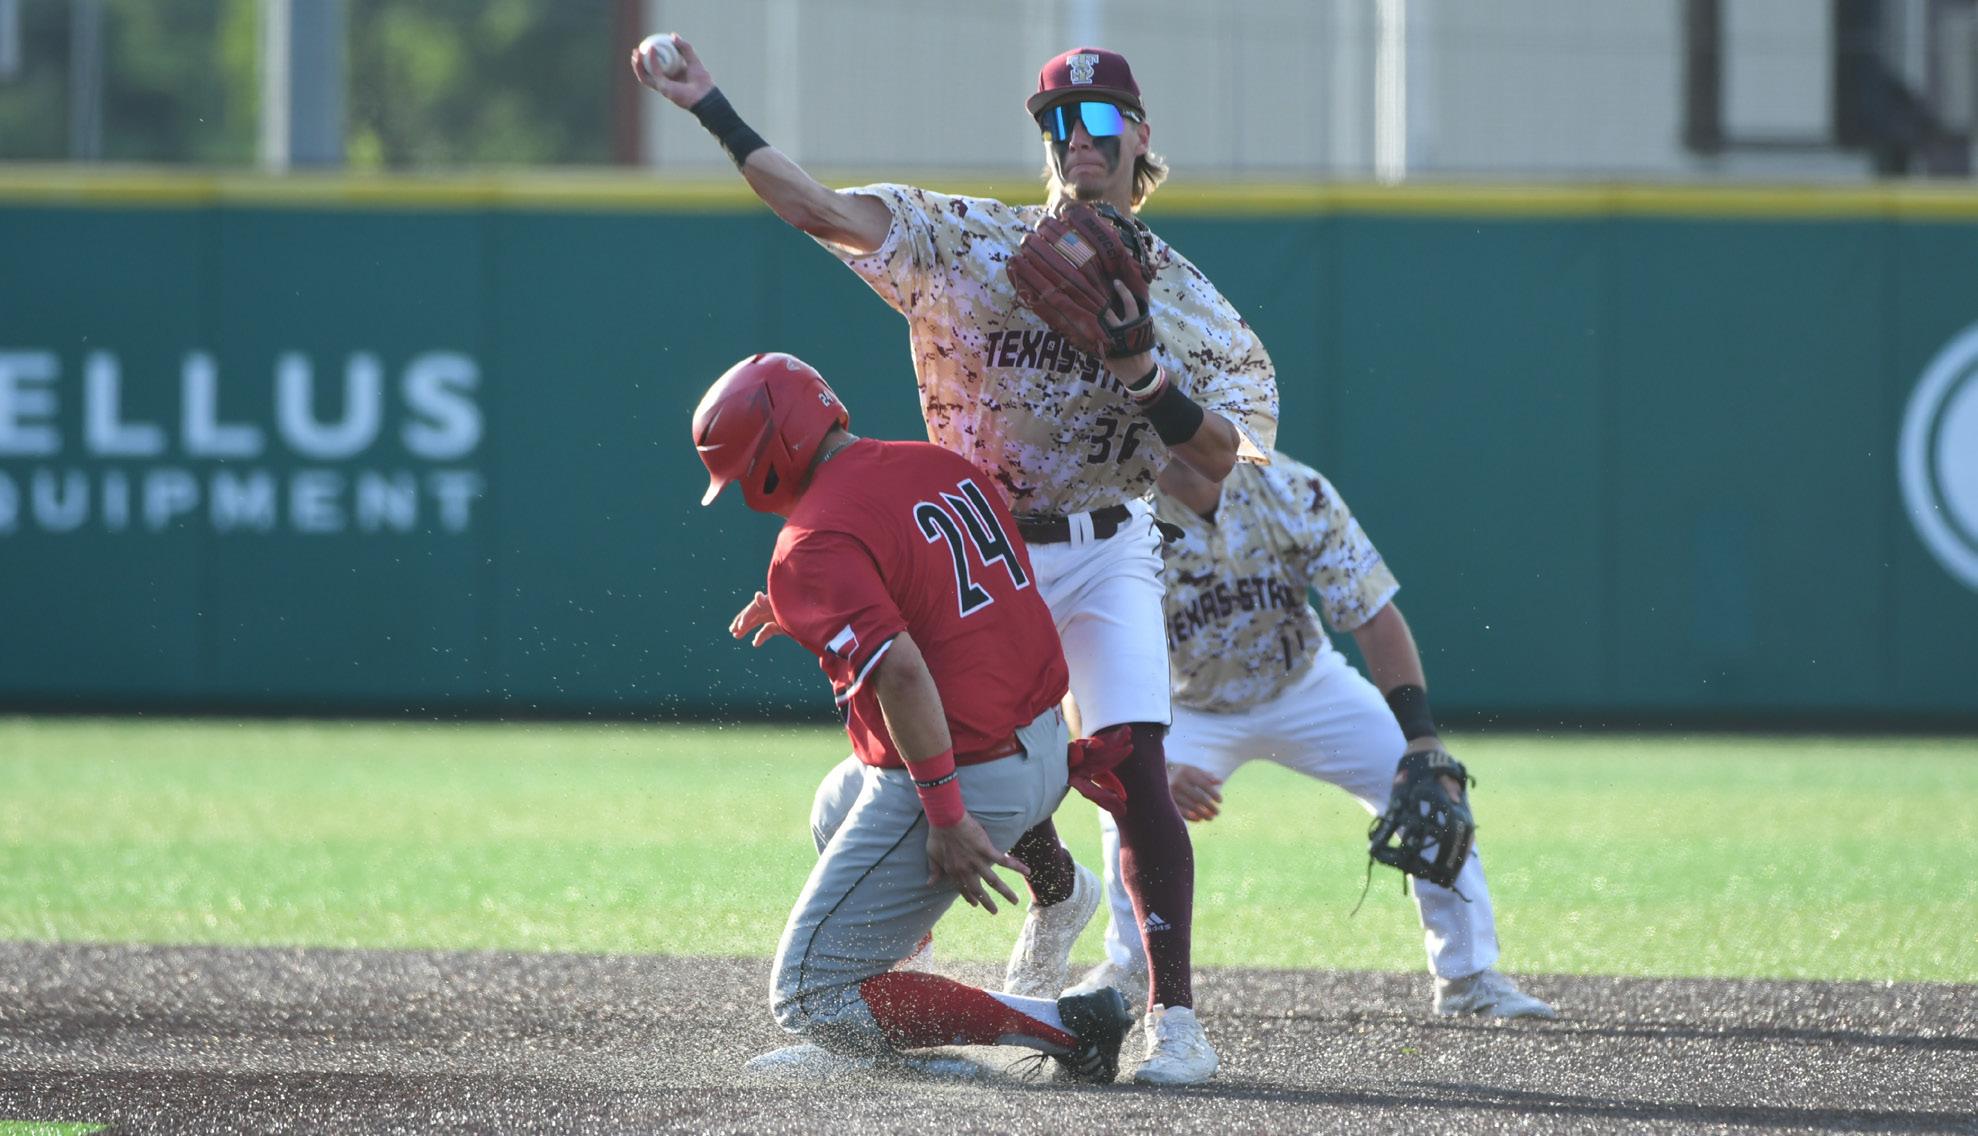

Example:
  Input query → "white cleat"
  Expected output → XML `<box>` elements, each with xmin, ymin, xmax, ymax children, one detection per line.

<box><xmin>743</xmin><ymin>1043</ymin><xmax>988</xmax><ymax>1082</ymax></box>
<box><xmin>893</xmin><ymin>1052</ymin><xmax>992</xmax><ymax>1081</ymax></box>
<box><xmin>1131</xmin><ymin>1004</ymin><xmax>1218</xmax><ymax>1086</ymax></box>
<box><xmin>1003</xmin><ymin>862</ymin><xmax>1101</xmax><ymax>998</ymax></box>
<box><xmin>742</xmin><ymin>1043</ymin><xmax>874</xmax><ymax>1080</ymax></box>
<box><xmin>1434</xmin><ymin>969</ymin><xmax>1558</xmax><ymax>1019</ymax></box>
<box><xmin>1063</xmin><ymin>956</ymin><xmax>1150</xmax><ymax>1013</ymax></box>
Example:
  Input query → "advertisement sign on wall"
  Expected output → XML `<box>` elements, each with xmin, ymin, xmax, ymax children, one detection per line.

<box><xmin>1900</xmin><ymin>322</ymin><xmax>1978</xmax><ymax>593</ymax></box>
<box><xmin>0</xmin><ymin>349</ymin><xmax>484</xmax><ymax>537</ymax></box>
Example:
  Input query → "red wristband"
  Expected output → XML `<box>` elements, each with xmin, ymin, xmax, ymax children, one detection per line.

<box><xmin>909</xmin><ymin>748</ymin><xmax>967</xmax><ymax>828</ymax></box>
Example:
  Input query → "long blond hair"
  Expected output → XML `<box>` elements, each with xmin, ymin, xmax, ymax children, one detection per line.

<box><xmin>1043</xmin><ymin>147</ymin><xmax>1169</xmax><ymax>211</ymax></box>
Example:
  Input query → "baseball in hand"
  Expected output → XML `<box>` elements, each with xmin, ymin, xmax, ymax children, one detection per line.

<box><xmin>639</xmin><ymin>33</ymin><xmax>685</xmax><ymax>80</ymax></box>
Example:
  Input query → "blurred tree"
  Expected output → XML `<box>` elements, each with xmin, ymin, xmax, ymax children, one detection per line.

<box><xmin>0</xmin><ymin>0</ymin><xmax>615</xmax><ymax>168</ymax></box>
<box><xmin>346</xmin><ymin>0</ymin><xmax>614</xmax><ymax>169</ymax></box>
<box><xmin>108</xmin><ymin>0</ymin><xmax>260</xmax><ymax>163</ymax></box>
<box><xmin>0</xmin><ymin>0</ymin><xmax>258</xmax><ymax>163</ymax></box>
<box><xmin>0</xmin><ymin>0</ymin><xmax>66</xmax><ymax>159</ymax></box>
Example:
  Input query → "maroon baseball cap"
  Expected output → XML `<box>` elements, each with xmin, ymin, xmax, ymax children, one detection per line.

<box><xmin>1026</xmin><ymin>47</ymin><xmax>1144</xmax><ymax>117</ymax></box>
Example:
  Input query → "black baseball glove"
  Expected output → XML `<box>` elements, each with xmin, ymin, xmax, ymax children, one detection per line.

<box><xmin>1005</xmin><ymin>200</ymin><xmax>1157</xmax><ymax>359</ymax></box>
<box><xmin>1367</xmin><ymin>746</ymin><xmax>1476</xmax><ymax>892</ymax></box>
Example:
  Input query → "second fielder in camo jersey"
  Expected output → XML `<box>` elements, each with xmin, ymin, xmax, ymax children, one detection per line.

<box><xmin>636</xmin><ymin>40</ymin><xmax>1277</xmax><ymax>1083</ymax></box>
<box><xmin>1068</xmin><ymin>452</ymin><xmax>1559</xmax><ymax>1020</ymax></box>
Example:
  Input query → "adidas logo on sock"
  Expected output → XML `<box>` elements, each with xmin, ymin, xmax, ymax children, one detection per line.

<box><xmin>1143</xmin><ymin>911</ymin><xmax>1172</xmax><ymax>933</ymax></box>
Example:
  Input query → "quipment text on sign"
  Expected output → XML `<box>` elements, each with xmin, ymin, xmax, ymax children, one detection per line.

<box><xmin>0</xmin><ymin>349</ymin><xmax>486</xmax><ymax>537</ymax></box>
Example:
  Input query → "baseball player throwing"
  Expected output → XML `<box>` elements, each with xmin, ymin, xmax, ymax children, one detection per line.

<box><xmin>1070</xmin><ymin>453</ymin><xmax>1557</xmax><ymax>1019</ymax></box>
<box><xmin>637</xmin><ymin>40</ymin><xmax>1279</xmax><ymax>1084</ymax></box>
<box><xmin>697</xmin><ymin>351</ymin><xmax>1138</xmax><ymax>1081</ymax></box>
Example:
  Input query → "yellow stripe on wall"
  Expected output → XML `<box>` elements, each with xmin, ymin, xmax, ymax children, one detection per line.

<box><xmin>4</xmin><ymin>167</ymin><xmax>1978</xmax><ymax>221</ymax></box>
<box><xmin>0</xmin><ymin>168</ymin><xmax>750</xmax><ymax>211</ymax></box>
<box><xmin>1148</xmin><ymin>181</ymin><xmax>1978</xmax><ymax>220</ymax></box>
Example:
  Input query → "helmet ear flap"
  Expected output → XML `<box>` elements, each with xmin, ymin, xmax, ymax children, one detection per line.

<box><xmin>748</xmin><ymin>458</ymin><xmax>787</xmax><ymax>512</ymax></box>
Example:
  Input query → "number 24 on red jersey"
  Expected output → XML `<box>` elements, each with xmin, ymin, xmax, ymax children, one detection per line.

<box><xmin>913</xmin><ymin>477</ymin><xmax>1030</xmax><ymax>616</ymax></box>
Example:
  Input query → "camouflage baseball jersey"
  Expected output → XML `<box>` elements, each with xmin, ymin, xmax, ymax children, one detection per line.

<box><xmin>815</xmin><ymin>184</ymin><xmax>1278</xmax><ymax>517</ymax></box>
<box><xmin>1157</xmin><ymin>452</ymin><xmax>1399</xmax><ymax>714</ymax></box>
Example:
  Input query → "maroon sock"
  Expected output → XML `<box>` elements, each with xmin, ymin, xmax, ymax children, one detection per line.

<box><xmin>858</xmin><ymin>971</ymin><xmax>1075</xmax><ymax>1051</ymax></box>
<box><xmin>1114</xmin><ymin>722</ymin><xmax>1194</xmax><ymax>1010</ymax></box>
<box><xmin>1008</xmin><ymin>820</ymin><xmax>1077</xmax><ymax>906</ymax></box>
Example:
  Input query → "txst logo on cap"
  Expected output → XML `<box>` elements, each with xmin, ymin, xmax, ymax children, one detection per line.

<box><xmin>1027</xmin><ymin>46</ymin><xmax>1144</xmax><ymax>116</ymax></box>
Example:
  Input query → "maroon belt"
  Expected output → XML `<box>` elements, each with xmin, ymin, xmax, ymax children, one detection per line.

<box><xmin>957</xmin><ymin>737</ymin><xmax>1023</xmax><ymax>766</ymax></box>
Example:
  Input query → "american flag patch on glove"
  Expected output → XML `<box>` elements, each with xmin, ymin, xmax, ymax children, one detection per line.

<box><xmin>1052</xmin><ymin>231</ymin><xmax>1095</xmax><ymax>268</ymax></box>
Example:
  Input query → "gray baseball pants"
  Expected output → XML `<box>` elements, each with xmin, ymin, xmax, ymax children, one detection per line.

<box><xmin>769</xmin><ymin>706</ymin><xmax>1070</xmax><ymax>1055</ymax></box>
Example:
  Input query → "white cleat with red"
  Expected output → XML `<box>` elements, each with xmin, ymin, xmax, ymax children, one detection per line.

<box><xmin>1002</xmin><ymin>862</ymin><xmax>1101</xmax><ymax>998</ymax></box>
<box><xmin>743</xmin><ymin>1043</ymin><xmax>987</xmax><ymax>1081</ymax></box>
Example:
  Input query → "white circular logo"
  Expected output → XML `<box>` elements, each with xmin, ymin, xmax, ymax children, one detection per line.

<box><xmin>1899</xmin><ymin>322</ymin><xmax>1978</xmax><ymax>592</ymax></box>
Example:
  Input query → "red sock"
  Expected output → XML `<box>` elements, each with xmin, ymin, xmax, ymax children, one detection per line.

<box><xmin>1115</xmin><ymin>722</ymin><xmax>1195</xmax><ymax>1009</ymax></box>
<box><xmin>858</xmin><ymin>971</ymin><xmax>1074</xmax><ymax>1051</ymax></box>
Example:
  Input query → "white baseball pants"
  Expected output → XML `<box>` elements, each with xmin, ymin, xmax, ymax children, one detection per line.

<box><xmin>1024</xmin><ymin>500</ymin><xmax>1173</xmax><ymax>731</ymax></box>
<box><xmin>1096</xmin><ymin>647</ymin><xmax>1501</xmax><ymax>980</ymax></box>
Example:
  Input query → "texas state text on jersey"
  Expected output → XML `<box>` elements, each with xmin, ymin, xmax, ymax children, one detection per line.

<box><xmin>1156</xmin><ymin>454</ymin><xmax>1399</xmax><ymax>714</ymax></box>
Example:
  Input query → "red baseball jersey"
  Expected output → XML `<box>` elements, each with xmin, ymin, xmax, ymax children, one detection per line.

<box><xmin>766</xmin><ymin>439</ymin><xmax>1069</xmax><ymax>768</ymax></box>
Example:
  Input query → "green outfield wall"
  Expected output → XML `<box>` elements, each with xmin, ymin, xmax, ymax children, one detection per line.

<box><xmin>3</xmin><ymin>175</ymin><xmax>1976</xmax><ymax>722</ymax></box>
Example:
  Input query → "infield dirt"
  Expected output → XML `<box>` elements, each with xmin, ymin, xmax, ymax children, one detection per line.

<box><xmin>2</xmin><ymin>941</ymin><xmax>1972</xmax><ymax>1134</ymax></box>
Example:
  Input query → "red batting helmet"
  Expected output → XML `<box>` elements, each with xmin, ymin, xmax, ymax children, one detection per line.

<box><xmin>692</xmin><ymin>352</ymin><xmax>850</xmax><ymax>515</ymax></box>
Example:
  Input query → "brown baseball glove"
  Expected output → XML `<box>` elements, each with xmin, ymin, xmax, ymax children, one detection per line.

<box><xmin>1006</xmin><ymin>201</ymin><xmax>1157</xmax><ymax>359</ymax></box>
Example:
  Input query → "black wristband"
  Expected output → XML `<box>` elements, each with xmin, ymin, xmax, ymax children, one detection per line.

<box><xmin>689</xmin><ymin>88</ymin><xmax>769</xmax><ymax>170</ymax></box>
<box><xmin>1384</xmin><ymin>683</ymin><xmax>1439</xmax><ymax>741</ymax></box>
<box><xmin>1139</xmin><ymin>380</ymin><xmax>1205</xmax><ymax>446</ymax></box>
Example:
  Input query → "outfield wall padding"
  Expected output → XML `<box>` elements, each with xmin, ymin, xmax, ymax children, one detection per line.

<box><xmin>3</xmin><ymin>182</ymin><xmax>1976</xmax><ymax>721</ymax></box>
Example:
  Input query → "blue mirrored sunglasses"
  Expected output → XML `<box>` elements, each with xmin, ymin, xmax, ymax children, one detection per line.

<box><xmin>1036</xmin><ymin>100</ymin><xmax>1142</xmax><ymax>142</ymax></box>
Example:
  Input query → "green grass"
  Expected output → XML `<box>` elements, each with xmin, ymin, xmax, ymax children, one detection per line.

<box><xmin>2</xmin><ymin>718</ymin><xmax>1973</xmax><ymax>982</ymax></box>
